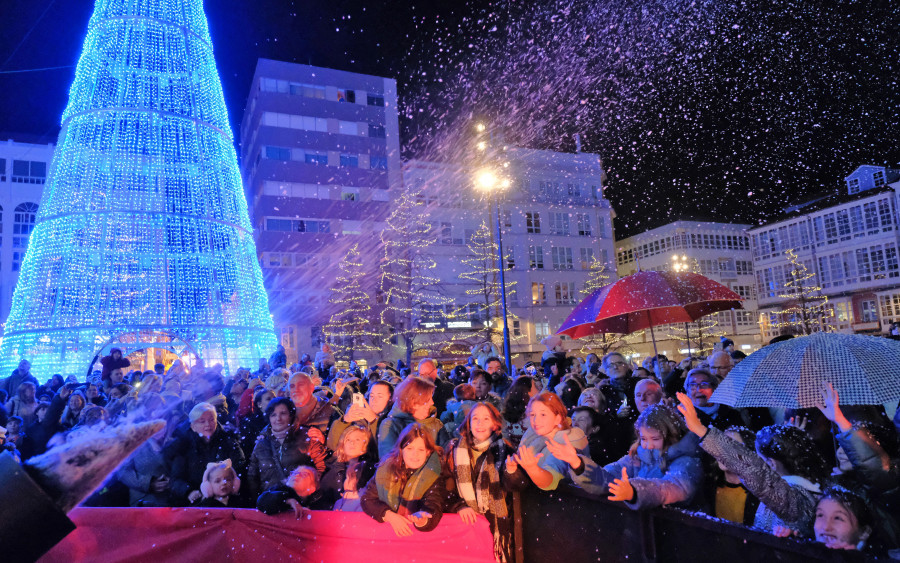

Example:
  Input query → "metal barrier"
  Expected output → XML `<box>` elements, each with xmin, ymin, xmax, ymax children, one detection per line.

<box><xmin>514</xmin><ymin>485</ymin><xmax>875</xmax><ymax>563</ymax></box>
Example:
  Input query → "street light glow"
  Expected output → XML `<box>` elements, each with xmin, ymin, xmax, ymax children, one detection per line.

<box><xmin>476</xmin><ymin>123</ymin><xmax>486</xmax><ymax>132</ymax></box>
<box><xmin>476</xmin><ymin>169</ymin><xmax>498</xmax><ymax>190</ymax></box>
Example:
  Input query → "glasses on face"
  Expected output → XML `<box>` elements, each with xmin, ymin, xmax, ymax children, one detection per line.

<box><xmin>686</xmin><ymin>382</ymin><xmax>713</xmax><ymax>391</ymax></box>
<box><xmin>608</xmin><ymin>361</ymin><xmax>626</xmax><ymax>368</ymax></box>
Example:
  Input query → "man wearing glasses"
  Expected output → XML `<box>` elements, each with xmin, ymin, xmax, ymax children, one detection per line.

<box><xmin>684</xmin><ymin>369</ymin><xmax>743</xmax><ymax>431</ymax></box>
<box><xmin>708</xmin><ymin>351</ymin><xmax>734</xmax><ymax>381</ymax></box>
<box><xmin>598</xmin><ymin>352</ymin><xmax>641</xmax><ymax>419</ymax></box>
<box><xmin>416</xmin><ymin>358</ymin><xmax>454</xmax><ymax>417</ymax></box>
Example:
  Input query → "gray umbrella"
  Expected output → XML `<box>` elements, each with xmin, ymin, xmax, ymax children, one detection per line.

<box><xmin>711</xmin><ymin>332</ymin><xmax>900</xmax><ymax>409</ymax></box>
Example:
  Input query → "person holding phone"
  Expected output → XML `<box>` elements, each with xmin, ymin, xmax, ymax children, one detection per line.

<box><xmin>327</xmin><ymin>381</ymin><xmax>394</xmax><ymax>454</ymax></box>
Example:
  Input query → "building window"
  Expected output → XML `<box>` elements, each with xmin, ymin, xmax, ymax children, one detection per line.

<box><xmin>0</xmin><ymin>159</ymin><xmax>6</xmax><ymax>181</ymax></box>
<box><xmin>861</xmin><ymin>299</ymin><xmax>878</xmax><ymax>323</ymax></box>
<box><xmin>549</xmin><ymin>212</ymin><xmax>570</xmax><ymax>235</ymax></box>
<box><xmin>580</xmin><ymin>248</ymin><xmax>595</xmax><ymax>269</ymax></box>
<box><xmin>874</xmin><ymin>171</ymin><xmax>885</xmax><ymax>187</ymax></box>
<box><xmin>532</xmin><ymin>283</ymin><xmax>546</xmax><ymax>305</ymax></box>
<box><xmin>280</xmin><ymin>326</ymin><xmax>296</xmax><ymax>349</ymax></box>
<box><xmin>512</xmin><ymin>320</ymin><xmax>522</xmax><ymax>337</ymax></box>
<box><xmin>551</xmin><ymin>247</ymin><xmax>574</xmax><ymax>270</ymax></box>
<box><xmin>441</xmin><ymin>222</ymin><xmax>452</xmax><ymax>245</ymax></box>
<box><xmin>337</xmin><ymin>89</ymin><xmax>356</xmax><ymax>103</ymax></box>
<box><xmin>506</xmin><ymin>250</ymin><xmax>515</xmax><ymax>270</ymax></box>
<box><xmin>529</xmin><ymin>246</ymin><xmax>544</xmax><ymax>269</ymax></box>
<box><xmin>369</xmin><ymin>124</ymin><xmax>386</xmax><ymax>138</ymax></box>
<box><xmin>847</xmin><ymin>178</ymin><xmax>860</xmax><ymax>194</ymax></box>
<box><xmin>264</xmin><ymin>146</ymin><xmax>292</xmax><ymax>161</ymax></box>
<box><xmin>370</xmin><ymin>156</ymin><xmax>388</xmax><ymax>170</ymax></box>
<box><xmin>265</xmin><ymin>217</ymin><xmax>330</xmax><ymax>233</ymax></box>
<box><xmin>11</xmin><ymin>160</ymin><xmax>46</xmax><ymax>184</ymax></box>
<box><xmin>340</xmin><ymin>154</ymin><xmax>359</xmax><ymax>168</ymax></box>
<box><xmin>367</xmin><ymin>94</ymin><xmax>385</xmax><ymax>107</ymax></box>
<box><xmin>534</xmin><ymin>321</ymin><xmax>551</xmax><ymax>340</ymax></box>
<box><xmin>575</xmin><ymin>213</ymin><xmax>592</xmax><ymax>236</ymax></box>
<box><xmin>502</xmin><ymin>210</ymin><xmax>512</xmax><ymax>228</ymax></box>
<box><xmin>554</xmin><ymin>282</ymin><xmax>577</xmax><ymax>305</ymax></box>
<box><xmin>341</xmin><ymin>188</ymin><xmax>359</xmax><ymax>201</ymax></box>
<box><xmin>13</xmin><ymin>202</ymin><xmax>38</xmax><ymax>250</ymax></box>
<box><xmin>526</xmin><ymin>212</ymin><xmax>541</xmax><ymax>234</ymax></box>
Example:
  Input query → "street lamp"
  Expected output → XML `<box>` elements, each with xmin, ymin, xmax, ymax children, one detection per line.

<box><xmin>473</xmin><ymin>155</ymin><xmax>513</xmax><ymax>377</ymax></box>
<box><xmin>671</xmin><ymin>254</ymin><xmax>689</xmax><ymax>272</ymax></box>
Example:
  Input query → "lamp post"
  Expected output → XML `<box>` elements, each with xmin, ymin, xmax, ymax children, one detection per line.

<box><xmin>473</xmin><ymin>125</ymin><xmax>513</xmax><ymax>377</ymax></box>
<box><xmin>671</xmin><ymin>254</ymin><xmax>692</xmax><ymax>356</ymax></box>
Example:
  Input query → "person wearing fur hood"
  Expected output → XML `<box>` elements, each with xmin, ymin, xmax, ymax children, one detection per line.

<box><xmin>548</xmin><ymin>403</ymin><xmax>704</xmax><ymax>511</ymax></box>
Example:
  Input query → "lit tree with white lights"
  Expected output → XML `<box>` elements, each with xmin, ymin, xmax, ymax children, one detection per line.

<box><xmin>325</xmin><ymin>244</ymin><xmax>381</xmax><ymax>360</ymax></box>
<box><xmin>0</xmin><ymin>0</ymin><xmax>276</xmax><ymax>376</ymax></box>
<box><xmin>774</xmin><ymin>248</ymin><xmax>832</xmax><ymax>335</ymax></box>
<box><xmin>379</xmin><ymin>189</ymin><xmax>453</xmax><ymax>366</ymax></box>
<box><xmin>448</xmin><ymin>222</ymin><xmax>519</xmax><ymax>351</ymax></box>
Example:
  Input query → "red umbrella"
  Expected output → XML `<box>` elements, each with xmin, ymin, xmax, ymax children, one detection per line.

<box><xmin>557</xmin><ymin>271</ymin><xmax>744</xmax><ymax>356</ymax></box>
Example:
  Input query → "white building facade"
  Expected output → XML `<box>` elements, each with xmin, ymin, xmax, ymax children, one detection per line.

<box><xmin>404</xmin><ymin>148</ymin><xmax>616</xmax><ymax>363</ymax></box>
<box><xmin>0</xmin><ymin>138</ymin><xmax>53</xmax><ymax>333</ymax></box>
<box><xmin>615</xmin><ymin>221</ymin><xmax>760</xmax><ymax>358</ymax></box>
<box><xmin>750</xmin><ymin>165</ymin><xmax>900</xmax><ymax>342</ymax></box>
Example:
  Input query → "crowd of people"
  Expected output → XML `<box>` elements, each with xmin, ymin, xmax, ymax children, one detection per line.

<box><xmin>0</xmin><ymin>337</ymin><xmax>898</xmax><ymax>561</ymax></box>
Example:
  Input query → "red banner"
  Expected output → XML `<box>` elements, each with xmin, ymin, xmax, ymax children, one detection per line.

<box><xmin>39</xmin><ymin>507</ymin><xmax>496</xmax><ymax>562</ymax></box>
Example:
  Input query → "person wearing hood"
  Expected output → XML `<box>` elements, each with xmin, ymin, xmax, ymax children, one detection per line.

<box><xmin>509</xmin><ymin>392</ymin><xmax>589</xmax><ymax>491</ymax></box>
<box><xmin>548</xmin><ymin>403</ymin><xmax>704</xmax><ymax>510</ymax></box>
<box><xmin>268</xmin><ymin>345</ymin><xmax>287</xmax><ymax>371</ymax></box>
<box><xmin>677</xmin><ymin>393</ymin><xmax>828</xmax><ymax>537</ymax></box>
<box><xmin>100</xmin><ymin>348</ymin><xmax>130</xmax><ymax>382</ymax></box>
<box><xmin>377</xmin><ymin>377</ymin><xmax>449</xmax><ymax>459</ymax></box>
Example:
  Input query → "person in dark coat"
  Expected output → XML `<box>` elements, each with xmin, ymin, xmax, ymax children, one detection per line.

<box><xmin>238</xmin><ymin>387</ymin><xmax>275</xmax><ymax>455</ymax></box>
<box><xmin>361</xmin><ymin>423</ymin><xmax>445</xmax><ymax>535</ymax></box>
<box><xmin>683</xmin><ymin>369</ymin><xmax>744</xmax><ymax>431</ymax></box>
<box><xmin>257</xmin><ymin>465</ymin><xmax>320</xmax><ymax>517</ymax></box>
<box><xmin>268</xmin><ymin>345</ymin><xmax>287</xmax><ymax>371</ymax></box>
<box><xmin>377</xmin><ymin>377</ymin><xmax>449</xmax><ymax>459</ymax></box>
<box><xmin>311</xmin><ymin>425</ymin><xmax>376</xmax><ymax>511</ymax></box>
<box><xmin>245</xmin><ymin>398</ymin><xmax>327</xmax><ymax>500</ymax></box>
<box><xmin>164</xmin><ymin>402</ymin><xmax>246</xmax><ymax>505</ymax></box>
<box><xmin>416</xmin><ymin>358</ymin><xmax>454</xmax><ymax>418</ymax></box>
<box><xmin>100</xmin><ymin>348</ymin><xmax>130</xmax><ymax>382</ymax></box>
<box><xmin>597</xmin><ymin>352</ymin><xmax>642</xmax><ymax>419</ymax></box>
<box><xmin>0</xmin><ymin>360</ymin><xmax>37</xmax><ymax>397</ymax></box>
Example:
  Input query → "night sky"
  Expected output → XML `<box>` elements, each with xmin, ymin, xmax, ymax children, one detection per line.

<box><xmin>1</xmin><ymin>0</ymin><xmax>898</xmax><ymax>238</ymax></box>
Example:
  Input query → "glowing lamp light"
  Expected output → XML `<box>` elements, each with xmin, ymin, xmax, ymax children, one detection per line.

<box><xmin>476</xmin><ymin>169</ymin><xmax>499</xmax><ymax>190</ymax></box>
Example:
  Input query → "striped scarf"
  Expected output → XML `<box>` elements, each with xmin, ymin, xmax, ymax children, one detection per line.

<box><xmin>453</xmin><ymin>434</ymin><xmax>508</xmax><ymax>518</ymax></box>
<box><xmin>375</xmin><ymin>451</ymin><xmax>442</xmax><ymax>514</ymax></box>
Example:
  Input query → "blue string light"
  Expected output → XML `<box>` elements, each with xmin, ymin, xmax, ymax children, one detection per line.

<box><xmin>0</xmin><ymin>0</ymin><xmax>276</xmax><ymax>377</ymax></box>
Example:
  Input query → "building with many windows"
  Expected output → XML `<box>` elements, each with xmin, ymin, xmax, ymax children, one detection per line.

<box><xmin>239</xmin><ymin>60</ymin><xmax>402</xmax><ymax>364</ymax></box>
<box><xmin>615</xmin><ymin>221</ymin><xmax>759</xmax><ymax>359</ymax></box>
<box><xmin>0</xmin><ymin>137</ymin><xmax>52</xmax><ymax>332</ymax></box>
<box><xmin>404</xmin><ymin>147</ymin><xmax>616</xmax><ymax>362</ymax></box>
<box><xmin>750</xmin><ymin>165</ymin><xmax>900</xmax><ymax>341</ymax></box>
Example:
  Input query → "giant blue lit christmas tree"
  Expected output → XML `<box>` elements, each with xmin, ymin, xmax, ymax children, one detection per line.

<box><xmin>0</xmin><ymin>0</ymin><xmax>277</xmax><ymax>376</ymax></box>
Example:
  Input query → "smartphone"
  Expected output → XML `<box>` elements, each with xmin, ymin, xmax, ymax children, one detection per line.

<box><xmin>352</xmin><ymin>393</ymin><xmax>368</xmax><ymax>409</ymax></box>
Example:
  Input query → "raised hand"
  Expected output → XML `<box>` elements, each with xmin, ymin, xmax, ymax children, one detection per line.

<box><xmin>458</xmin><ymin>507</ymin><xmax>478</xmax><ymax>525</ymax></box>
<box><xmin>815</xmin><ymin>383</ymin><xmax>852</xmax><ymax>432</ymax></box>
<box><xmin>513</xmin><ymin>445</ymin><xmax>543</xmax><ymax>470</ymax></box>
<box><xmin>608</xmin><ymin>467</ymin><xmax>634</xmax><ymax>502</ymax></box>
<box><xmin>383</xmin><ymin>511</ymin><xmax>413</xmax><ymax>537</ymax></box>
<box><xmin>505</xmin><ymin>456</ymin><xmax>519</xmax><ymax>474</ymax></box>
<box><xmin>786</xmin><ymin>415</ymin><xmax>809</xmax><ymax>431</ymax></box>
<box><xmin>343</xmin><ymin>404</ymin><xmax>366</xmax><ymax>423</ymax></box>
<box><xmin>544</xmin><ymin>432</ymin><xmax>581</xmax><ymax>468</ymax></box>
<box><xmin>675</xmin><ymin>392</ymin><xmax>708</xmax><ymax>437</ymax></box>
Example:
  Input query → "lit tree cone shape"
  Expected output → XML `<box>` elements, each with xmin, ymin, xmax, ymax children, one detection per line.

<box><xmin>0</xmin><ymin>0</ymin><xmax>277</xmax><ymax>375</ymax></box>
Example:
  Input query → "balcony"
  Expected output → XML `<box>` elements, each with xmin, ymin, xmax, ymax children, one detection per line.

<box><xmin>851</xmin><ymin>321</ymin><xmax>881</xmax><ymax>332</ymax></box>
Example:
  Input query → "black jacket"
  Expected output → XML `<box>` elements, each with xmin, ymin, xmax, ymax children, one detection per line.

<box><xmin>164</xmin><ymin>423</ymin><xmax>246</xmax><ymax>501</ymax></box>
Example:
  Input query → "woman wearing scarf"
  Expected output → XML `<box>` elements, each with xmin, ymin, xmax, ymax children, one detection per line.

<box><xmin>377</xmin><ymin>377</ymin><xmax>449</xmax><ymax>459</ymax></box>
<box><xmin>361</xmin><ymin>423</ymin><xmax>445</xmax><ymax>536</ymax></box>
<box><xmin>510</xmin><ymin>392</ymin><xmax>589</xmax><ymax>491</ymax></box>
<box><xmin>446</xmin><ymin>402</ymin><xmax>527</xmax><ymax>563</ymax></box>
<box><xmin>246</xmin><ymin>397</ymin><xmax>326</xmax><ymax>500</ymax></box>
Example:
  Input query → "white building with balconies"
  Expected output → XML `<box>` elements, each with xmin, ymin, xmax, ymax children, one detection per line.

<box><xmin>749</xmin><ymin>165</ymin><xmax>900</xmax><ymax>342</ymax></box>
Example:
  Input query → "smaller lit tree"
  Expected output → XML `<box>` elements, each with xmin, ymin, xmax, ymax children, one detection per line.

<box><xmin>578</xmin><ymin>258</ymin><xmax>635</xmax><ymax>356</ymax></box>
<box><xmin>774</xmin><ymin>248</ymin><xmax>832</xmax><ymax>335</ymax></box>
<box><xmin>324</xmin><ymin>244</ymin><xmax>381</xmax><ymax>361</ymax></box>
